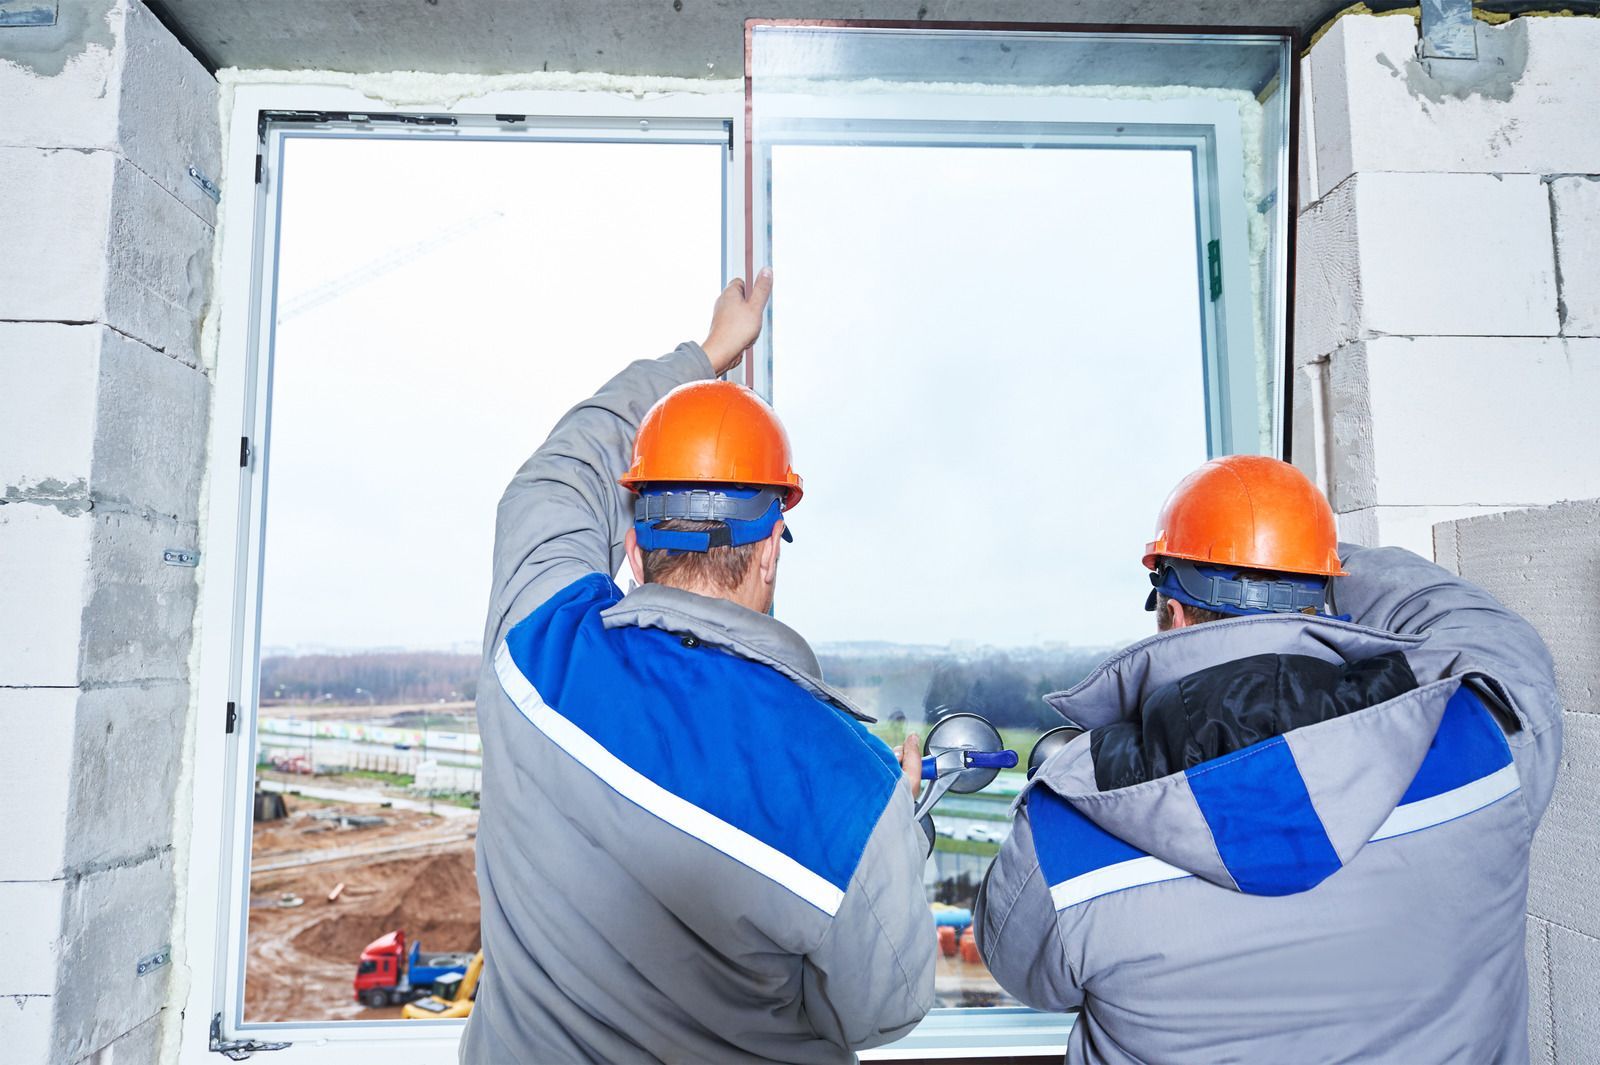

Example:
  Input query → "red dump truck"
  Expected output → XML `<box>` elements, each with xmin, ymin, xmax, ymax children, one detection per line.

<box><xmin>354</xmin><ymin>930</ymin><xmax>473</xmax><ymax>1008</ymax></box>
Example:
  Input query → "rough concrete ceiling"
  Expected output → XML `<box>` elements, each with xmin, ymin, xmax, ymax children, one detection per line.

<box><xmin>148</xmin><ymin>1</ymin><xmax>1340</xmax><ymax>78</ymax></box>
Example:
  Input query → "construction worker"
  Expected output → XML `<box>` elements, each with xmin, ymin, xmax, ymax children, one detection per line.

<box><xmin>460</xmin><ymin>271</ymin><xmax>935</xmax><ymax>1065</ymax></box>
<box><xmin>975</xmin><ymin>456</ymin><xmax>1561</xmax><ymax>1064</ymax></box>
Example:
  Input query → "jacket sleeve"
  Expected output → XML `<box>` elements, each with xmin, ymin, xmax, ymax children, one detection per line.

<box><xmin>973</xmin><ymin>803</ymin><xmax>1083</xmax><ymax>1012</ymax></box>
<box><xmin>1328</xmin><ymin>542</ymin><xmax>1564</xmax><ymax>817</ymax></box>
<box><xmin>488</xmin><ymin>343</ymin><xmax>713</xmax><ymax>639</ymax></box>
<box><xmin>801</xmin><ymin>784</ymin><xmax>936</xmax><ymax>1051</ymax></box>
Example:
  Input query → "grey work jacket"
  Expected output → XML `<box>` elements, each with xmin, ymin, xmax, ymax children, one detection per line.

<box><xmin>459</xmin><ymin>344</ymin><xmax>935</xmax><ymax>1065</ymax></box>
<box><xmin>976</xmin><ymin>545</ymin><xmax>1562</xmax><ymax>1065</ymax></box>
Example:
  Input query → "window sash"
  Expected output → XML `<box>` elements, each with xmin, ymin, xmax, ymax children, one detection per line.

<box><xmin>187</xmin><ymin>84</ymin><xmax>744</xmax><ymax>1062</ymax></box>
<box><xmin>747</xmin><ymin>91</ymin><xmax>1265</xmax><ymax>456</ymax></box>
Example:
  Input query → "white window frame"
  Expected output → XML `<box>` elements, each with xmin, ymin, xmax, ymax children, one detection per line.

<box><xmin>181</xmin><ymin>81</ymin><xmax>743</xmax><ymax>1065</ymax></box>
<box><xmin>183</xmin><ymin>75</ymin><xmax>1282</xmax><ymax>1064</ymax></box>
<box><xmin>748</xmin><ymin>90</ymin><xmax>1265</xmax><ymax>457</ymax></box>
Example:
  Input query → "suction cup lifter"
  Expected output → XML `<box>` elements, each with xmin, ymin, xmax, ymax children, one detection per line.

<box><xmin>912</xmin><ymin>713</ymin><xmax>1019</xmax><ymax>830</ymax></box>
<box><xmin>920</xmin><ymin>749</ymin><xmax>1017</xmax><ymax>780</ymax></box>
<box><xmin>1027</xmin><ymin>725</ymin><xmax>1086</xmax><ymax>778</ymax></box>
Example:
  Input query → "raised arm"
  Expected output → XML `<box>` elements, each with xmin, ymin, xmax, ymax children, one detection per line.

<box><xmin>1329</xmin><ymin>542</ymin><xmax>1563</xmax><ymax>813</ymax></box>
<box><xmin>489</xmin><ymin>272</ymin><xmax>773</xmax><ymax>636</ymax></box>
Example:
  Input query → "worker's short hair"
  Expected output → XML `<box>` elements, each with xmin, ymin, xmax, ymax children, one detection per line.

<box><xmin>641</xmin><ymin>519</ymin><xmax>763</xmax><ymax>594</ymax></box>
<box><xmin>1153</xmin><ymin>591</ymin><xmax>1231</xmax><ymax>630</ymax></box>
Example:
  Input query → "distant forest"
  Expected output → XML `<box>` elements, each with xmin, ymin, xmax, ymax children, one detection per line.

<box><xmin>259</xmin><ymin>652</ymin><xmax>479</xmax><ymax>705</ymax></box>
<box><xmin>259</xmin><ymin>644</ymin><xmax>1110</xmax><ymax>722</ymax></box>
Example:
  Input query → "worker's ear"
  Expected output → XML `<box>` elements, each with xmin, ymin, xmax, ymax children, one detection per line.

<box><xmin>758</xmin><ymin>521</ymin><xmax>784</xmax><ymax>586</ymax></box>
<box><xmin>624</xmin><ymin>527</ymin><xmax>647</xmax><ymax>587</ymax></box>
<box><xmin>1167</xmin><ymin>599</ymin><xmax>1191</xmax><ymax>630</ymax></box>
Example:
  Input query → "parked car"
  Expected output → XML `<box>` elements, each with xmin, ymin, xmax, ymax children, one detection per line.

<box><xmin>965</xmin><ymin>823</ymin><xmax>1006</xmax><ymax>845</ymax></box>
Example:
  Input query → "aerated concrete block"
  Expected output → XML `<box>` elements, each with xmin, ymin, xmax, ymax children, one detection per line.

<box><xmin>1528</xmin><ymin>916</ymin><xmax>1555</xmax><ymax>1065</ymax></box>
<box><xmin>1335</xmin><ymin>504</ymin><xmax>1502</xmax><ymax>558</ymax></box>
<box><xmin>1550</xmin><ymin>177</ymin><xmax>1600</xmax><ymax>338</ymax></box>
<box><xmin>1295</xmin><ymin>54</ymin><xmax>1318</xmax><ymax>208</ymax></box>
<box><xmin>0</xmin><ymin>148</ymin><xmax>213</xmax><ymax>367</ymax></box>
<box><xmin>0</xmin><ymin>146</ymin><xmax>113</xmax><ymax>326</ymax></box>
<box><xmin>1549</xmin><ymin>921</ymin><xmax>1600</xmax><ymax>1059</ymax></box>
<box><xmin>97</xmin><ymin>1011</ymin><xmax>164</xmax><ymax>1065</ymax></box>
<box><xmin>1439</xmin><ymin>500</ymin><xmax>1600</xmax><ymax>717</ymax></box>
<box><xmin>0</xmin><ymin>507</ymin><xmax>200</xmax><ymax>688</ymax></box>
<box><xmin>116</xmin><ymin>0</ymin><xmax>219</xmax><ymax>226</ymax></box>
<box><xmin>0</xmin><ymin>879</ymin><xmax>65</xmax><ymax>996</ymax></box>
<box><xmin>0</xmin><ymin>323</ymin><xmax>209</xmax><ymax>523</ymax></box>
<box><xmin>1288</xmin><ymin>359</ymin><xmax>1325</xmax><ymax>488</ymax></box>
<box><xmin>92</xmin><ymin>326</ymin><xmax>210</xmax><ymax>521</ymax></box>
<box><xmin>105</xmin><ymin>155</ymin><xmax>215</xmax><ymax>369</ymax></box>
<box><xmin>1307</xmin><ymin>15</ymin><xmax>1600</xmax><ymax>191</ymax></box>
<box><xmin>79</xmin><ymin>509</ymin><xmax>200</xmax><ymax>686</ymax></box>
<box><xmin>0</xmin><ymin>688</ymin><xmax>76</xmax><ymax>882</ymax></box>
<box><xmin>0</xmin><ymin>995</ymin><xmax>53</xmax><ymax>1065</ymax></box>
<box><xmin>0</xmin><ymin>683</ymin><xmax>191</xmax><ymax>882</ymax></box>
<box><xmin>1329</xmin><ymin>338</ymin><xmax>1600</xmax><ymax>512</ymax></box>
<box><xmin>49</xmin><ymin>850</ymin><xmax>176</xmax><ymax>1065</ymax></box>
<box><xmin>1300</xmin><ymin>173</ymin><xmax>1558</xmax><ymax>359</ymax></box>
<box><xmin>0</xmin><ymin>1</ymin><xmax>217</xmax><ymax>225</ymax></box>
<box><xmin>1293</xmin><ymin>180</ymin><xmax>1359</xmax><ymax>366</ymax></box>
<box><xmin>0</xmin><ymin>0</ymin><xmax>120</xmax><ymax>151</ymax></box>
<box><xmin>0</xmin><ymin>505</ymin><xmax>92</xmax><ymax>687</ymax></box>
<box><xmin>62</xmin><ymin>682</ymin><xmax>189</xmax><ymax>877</ymax></box>
<box><xmin>0</xmin><ymin>322</ymin><xmax>98</xmax><ymax>501</ymax></box>
<box><xmin>1528</xmin><ymin>712</ymin><xmax>1600</xmax><ymax>936</ymax></box>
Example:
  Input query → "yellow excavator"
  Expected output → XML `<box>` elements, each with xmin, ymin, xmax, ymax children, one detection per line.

<box><xmin>401</xmin><ymin>950</ymin><xmax>482</xmax><ymax>1019</ymax></box>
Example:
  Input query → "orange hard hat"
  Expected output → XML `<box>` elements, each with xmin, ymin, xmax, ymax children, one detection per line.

<box><xmin>1143</xmin><ymin>455</ymin><xmax>1346</xmax><ymax>577</ymax></box>
<box><xmin>620</xmin><ymin>380</ymin><xmax>803</xmax><ymax>508</ymax></box>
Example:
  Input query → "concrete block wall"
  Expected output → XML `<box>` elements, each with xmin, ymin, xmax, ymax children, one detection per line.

<box><xmin>1296</xmin><ymin>13</ymin><xmax>1600</xmax><ymax>1064</ymax></box>
<box><xmin>1293</xmin><ymin>12</ymin><xmax>1600</xmax><ymax>558</ymax></box>
<box><xmin>0</xmin><ymin>2</ymin><xmax>216</xmax><ymax>1062</ymax></box>
<box><xmin>1438</xmin><ymin>501</ymin><xmax>1600</xmax><ymax>1064</ymax></box>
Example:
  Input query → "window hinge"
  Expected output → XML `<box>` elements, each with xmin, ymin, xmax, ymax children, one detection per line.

<box><xmin>724</xmin><ymin>119</ymin><xmax>735</xmax><ymax>155</ymax></box>
<box><xmin>240</xmin><ymin>437</ymin><xmax>252</xmax><ymax>469</ymax></box>
<box><xmin>1207</xmin><ymin>239</ymin><xmax>1222</xmax><ymax>301</ymax></box>
<box><xmin>210</xmin><ymin>1013</ymin><xmax>290</xmax><ymax>1059</ymax></box>
<box><xmin>225</xmin><ymin>701</ymin><xmax>237</xmax><ymax>735</ymax></box>
<box><xmin>254</xmin><ymin>154</ymin><xmax>263</xmax><ymax>185</ymax></box>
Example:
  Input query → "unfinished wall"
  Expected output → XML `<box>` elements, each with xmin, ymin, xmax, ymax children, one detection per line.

<box><xmin>1437</xmin><ymin>501</ymin><xmax>1600</xmax><ymax>1064</ymax></box>
<box><xmin>1293</xmin><ymin>13</ymin><xmax>1600</xmax><ymax>1065</ymax></box>
<box><xmin>1292</xmin><ymin>12</ymin><xmax>1600</xmax><ymax>557</ymax></box>
<box><xmin>0</xmin><ymin>1</ymin><xmax>217</xmax><ymax>1061</ymax></box>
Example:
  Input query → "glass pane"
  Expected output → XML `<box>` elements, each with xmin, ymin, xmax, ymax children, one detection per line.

<box><xmin>750</xmin><ymin>22</ymin><xmax>1292</xmax><ymax>1015</ymax></box>
<box><xmin>749</xmin><ymin>22</ymin><xmax>1293</xmax><ymax>456</ymax></box>
<box><xmin>247</xmin><ymin>133</ymin><xmax>723</xmax><ymax>1023</ymax></box>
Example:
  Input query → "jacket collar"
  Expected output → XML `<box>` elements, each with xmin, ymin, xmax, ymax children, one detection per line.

<box><xmin>599</xmin><ymin>583</ymin><xmax>874</xmax><ymax>722</ymax></box>
<box><xmin>1041</xmin><ymin>613</ymin><xmax>1429</xmax><ymax>730</ymax></box>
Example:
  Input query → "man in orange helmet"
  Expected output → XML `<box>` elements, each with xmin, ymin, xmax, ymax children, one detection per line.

<box><xmin>461</xmin><ymin>272</ymin><xmax>935</xmax><ymax>1065</ymax></box>
<box><xmin>975</xmin><ymin>456</ymin><xmax>1561</xmax><ymax>1064</ymax></box>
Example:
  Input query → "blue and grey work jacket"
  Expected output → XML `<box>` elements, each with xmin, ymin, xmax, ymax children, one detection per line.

<box><xmin>460</xmin><ymin>344</ymin><xmax>934</xmax><ymax>1064</ymax></box>
<box><xmin>976</xmin><ymin>545</ymin><xmax>1562</xmax><ymax>1065</ymax></box>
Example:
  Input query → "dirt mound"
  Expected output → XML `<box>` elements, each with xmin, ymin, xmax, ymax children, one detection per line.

<box><xmin>290</xmin><ymin>850</ymin><xmax>480</xmax><ymax>963</ymax></box>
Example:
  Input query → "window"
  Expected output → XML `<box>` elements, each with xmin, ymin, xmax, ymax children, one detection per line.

<box><xmin>190</xmin><ymin>32</ymin><xmax>1294</xmax><ymax>1052</ymax></box>
<box><xmin>748</xmin><ymin>22</ymin><xmax>1295</xmax><ymax>1055</ymax></box>
<box><xmin>188</xmin><ymin>86</ymin><xmax>738</xmax><ymax>1060</ymax></box>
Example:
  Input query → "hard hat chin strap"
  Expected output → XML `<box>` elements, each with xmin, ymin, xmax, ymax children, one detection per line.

<box><xmin>633</xmin><ymin>485</ymin><xmax>791</xmax><ymax>555</ymax></box>
<box><xmin>1145</xmin><ymin>559</ymin><xmax>1333</xmax><ymax>618</ymax></box>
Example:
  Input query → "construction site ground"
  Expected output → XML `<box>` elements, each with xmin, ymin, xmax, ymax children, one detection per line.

<box><xmin>246</xmin><ymin>792</ymin><xmax>480</xmax><ymax>1022</ymax></box>
<box><xmin>246</xmin><ymin>786</ymin><xmax>1006</xmax><ymax>1021</ymax></box>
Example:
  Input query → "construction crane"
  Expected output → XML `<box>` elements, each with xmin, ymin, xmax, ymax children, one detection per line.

<box><xmin>276</xmin><ymin>210</ymin><xmax>504</xmax><ymax>323</ymax></box>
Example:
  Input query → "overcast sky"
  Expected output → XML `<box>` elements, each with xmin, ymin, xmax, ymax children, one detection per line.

<box><xmin>260</xmin><ymin>135</ymin><xmax>1207</xmax><ymax>655</ymax></box>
